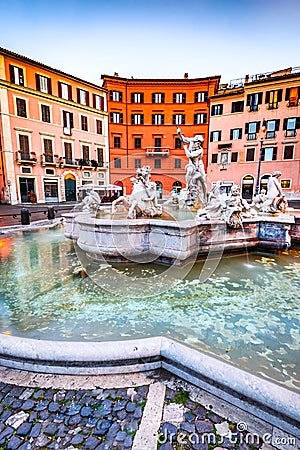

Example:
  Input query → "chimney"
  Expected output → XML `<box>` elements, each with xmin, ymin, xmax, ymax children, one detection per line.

<box><xmin>184</xmin><ymin>73</ymin><xmax>189</xmax><ymax>79</ymax></box>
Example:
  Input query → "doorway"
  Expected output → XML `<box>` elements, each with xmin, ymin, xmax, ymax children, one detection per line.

<box><xmin>19</xmin><ymin>177</ymin><xmax>35</xmax><ymax>203</ymax></box>
<box><xmin>241</xmin><ymin>175</ymin><xmax>254</xmax><ymax>200</ymax></box>
<box><xmin>64</xmin><ymin>174</ymin><xmax>76</xmax><ymax>201</ymax></box>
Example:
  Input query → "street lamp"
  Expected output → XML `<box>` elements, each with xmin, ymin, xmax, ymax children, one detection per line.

<box><xmin>255</xmin><ymin>119</ymin><xmax>267</xmax><ymax>196</ymax></box>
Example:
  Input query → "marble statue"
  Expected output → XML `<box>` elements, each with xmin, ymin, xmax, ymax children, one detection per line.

<box><xmin>196</xmin><ymin>182</ymin><xmax>227</xmax><ymax>220</ymax></box>
<box><xmin>259</xmin><ymin>171</ymin><xmax>288</xmax><ymax>213</ymax></box>
<box><xmin>112</xmin><ymin>166</ymin><xmax>162</xmax><ymax>219</ymax></box>
<box><xmin>81</xmin><ymin>187</ymin><xmax>101</xmax><ymax>215</ymax></box>
<box><xmin>224</xmin><ymin>184</ymin><xmax>251</xmax><ymax>228</ymax></box>
<box><xmin>177</xmin><ymin>126</ymin><xmax>207</xmax><ymax>208</ymax></box>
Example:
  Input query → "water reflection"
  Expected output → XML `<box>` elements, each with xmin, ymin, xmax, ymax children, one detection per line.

<box><xmin>0</xmin><ymin>228</ymin><xmax>299</xmax><ymax>392</ymax></box>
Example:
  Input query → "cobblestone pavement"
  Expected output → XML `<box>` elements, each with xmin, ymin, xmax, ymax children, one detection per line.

<box><xmin>0</xmin><ymin>368</ymin><xmax>296</xmax><ymax>450</ymax></box>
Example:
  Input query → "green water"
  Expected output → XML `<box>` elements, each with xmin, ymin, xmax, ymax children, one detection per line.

<box><xmin>0</xmin><ymin>227</ymin><xmax>299</xmax><ymax>392</ymax></box>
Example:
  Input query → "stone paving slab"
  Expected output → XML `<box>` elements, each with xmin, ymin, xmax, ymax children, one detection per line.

<box><xmin>0</xmin><ymin>367</ymin><xmax>298</xmax><ymax>450</ymax></box>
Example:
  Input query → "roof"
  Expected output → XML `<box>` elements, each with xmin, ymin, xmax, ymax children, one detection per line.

<box><xmin>101</xmin><ymin>74</ymin><xmax>221</xmax><ymax>84</ymax></box>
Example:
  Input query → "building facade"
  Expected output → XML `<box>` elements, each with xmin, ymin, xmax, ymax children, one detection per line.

<box><xmin>208</xmin><ymin>67</ymin><xmax>300</xmax><ymax>198</ymax></box>
<box><xmin>0</xmin><ymin>47</ymin><xmax>109</xmax><ymax>204</ymax></box>
<box><xmin>101</xmin><ymin>74</ymin><xmax>220</xmax><ymax>195</ymax></box>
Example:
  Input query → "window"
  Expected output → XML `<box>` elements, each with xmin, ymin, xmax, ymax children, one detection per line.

<box><xmin>82</xmin><ymin>145</ymin><xmax>90</xmax><ymax>161</ymax></box>
<box><xmin>97</xmin><ymin>148</ymin><xmax>104</xmax><ymax>166</ymax></box>
<box><xmin>114</xmin><ymin>136</ymin><xmax>121</xmax><ymax>148</ymax></box>
<box><xmin>43</xmin><ymin>139</ymin><xmax>53</xmax><ymax>162</ymax></box>
<box><xmin>62</xmin><ymin>111</ymin><xmax>74</xmax><ymax>135</ymax></box>
<box><xmin>64</xmin><ymin>142</ymin><xmax>73</xmax><ymax>164</ymax></box>
<box><xmin>173</xmin><ymin>93</ymin><xmax>186</xmax><ymax>103</ymax></box>
<box><xmin>114</xmin><ymin>158</ymin><xmax>121</xmax><ymax>168</ymax></box>
<box><xmin>195</xmin><ymin>92</ymin><xmax>208</xmax><ymax>102</ymax></box>
<box><xmin>266</xmin><ymin>89</ymin><xmax>282</xmax><ymax>109</ymax></box>
<box><xmin>110</xmin><ymin>112</ymin><xmax>123</xmax><ymax>123</ymax></box>
<box><xmin>77</xmin><ymin>88</ymin><xmax>89</xmax><ymax>106</ymax></box>
<box><xmin>93</xmin><ymin>94</ymin><xmax>104</xmax><ymax>110</ymax></box>
<box><xmin>281</xmin><ymin>179</ymin><xmax>291</xmax><ymax>189</ymax></box>
<box><xmin>134</xmin><ymin>137</ymin><xmax>141</xmax><ymax>149</ymax></box>
<box><xmin>21</xmin><ymin>167</ymin><xmax>32</xmax><ymax>174</ymax></box>
<box><xmin>45</xmin><ymin>168</ymin><xmax>55</xmax><ymax>175</ymax></box>
<box><xmin>211</xmin><ymin>154</ymin><xmax>218</xmax><ymax>163</ymax></box>
<box><xmin>152</xmin><ymin>93</ymin><xmax>165</xmax><ymax>103</ymax></box>
<box><xmin>83</xmin><ymin>171</ymin><xmax>91</xmax><ymax>178</ymax></box>
<box><xmin>194</xmin><ymin>113</ymin><xmax>207</xmax><ymax>124</ymax></box>
<box><xmin>265</xmin><ymin>119</ymin><xmax>279</xmax><ymax>139</ymax></box>
<box><xmin>96</xmin><ymin>119</ymin><xmax>103</xmax><ymax>134</ymax></box>
<box><xmin>16</xmin><ymin>98</ymin><xmax>27</xmax><ymax>117</ymax></box>
<box><xmin>246</xmin><ymin>148</ymin><xmax>255</xmax><ymax>161</ymax></box>
<box><xmin>231</xmin><ymin>101</ymin><xmax>244</xmax><ymax>113</ymax></box>
<box><xmin>211</xmin><ymin>104</ymin><xmax>223</xmax><ymax>116</ymax></box>
<box><xmin>131</xmin><ymin>93</ymin><xmax>144</xmax><ymax>103</ymax></box>
<box><xmin>135</xmin><ymin>159</ymin><xmax>141</xmax><ymax>168</ymax></box>
<box><xmin>231</xmin><ymin>152</ymin><xmax>238</xmax><ymax>162</ymax></box>
<box><xmin>246</xmin><ymin>92</ymin><xmax>263</xmax><ymax>111</ymax></box>
<box><xmin>152</xmin><ymin>114</ymin><xmax>164</xmax><ymax>125</ymax></box>
<box><xmin>283</xmin><ymin>145</ymin><xmax>294</xmax><ymax>160</ymax></box>
<box><xmin>154</xmin><ymin>137</ymin><xmax>161</xmax><ymax>149</ymax></box>
<box><xmin>261</xmin><ymin>147</ymin><xmax>277</xmax><ymax>161</ymax></box>
<box><xmin>174</xmin><ymin>159</ymin><xmax>181</xmax><ymax>168</ymax></box>
<box><xmin>285</xmin><ymin>87</ymin><xmax>300</xmax><ymax>107</ymax></box>
<box><xmin>41</xmin><ymin>104</ymin><xmax>51</xmax><ymax>123</ymax></box>
<box><xmin>36</xmin><ymin>74</ymin><xmax>52</xmax><ymax>94</ymax></box>
<box><xmin>172</xmin><ymin>114</ymin><xmax>185</xmax><ymax>125</ymax></box>
<box><xmin>81</xmin><ymin>115</ymin><xmax>88</xmax><ymax>131</ymax></box>
<box><xmin>283</xmin><ymin>117</ymin><xmax>300</xmax><ymax>137</ymax></box>
<box><xmin>19</xmin><ymin>135</ymin><xmax>30</xmax><ymax>159</ymax></box>
<box><xmin>58</xmin><ymin>82</ymin><xmax>72</xmax><ymax>100</ymax></box>
<box><xmin>210</xmin><ymin>131</ymin><xmax>221</xmax><ymax>142</ymax></box>
<box><xmin>110</xmin><ymin>90</ymin><xmax>122</xmax><ymax>102</ymax></box>
<box><xmin>230</xmin><ymin>128</ymin><xmax>242</xmax><ymax>140</ymax></box>
<box><xmin>154</xmin><ymin>159</ymin><xmax>161</xmax><ymax>168</ymax></box>
<box><xmin>131</xmin><ymin>114</ymin><xmax>144</xmax><ymax>125</ymax></box>
<box><xmin>245</xmin><ymin>121</ymin><xmax>260</xmax><ymax>140</ymax></box>
<box><xmin>9</xmin><ymin>65</ymin><xmax>24</xmax><ymax>86</ymax></box>
<box><xmin>175</xmin><ymin>137</ymin><xmax>181</xmax><ymax>149</ymax></box>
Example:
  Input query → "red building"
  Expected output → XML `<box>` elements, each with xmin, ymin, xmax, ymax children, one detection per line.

<box><xmin>101</xmin><ymin>73</ymin><xmax>220</xmax><ymax>195</ymax></box>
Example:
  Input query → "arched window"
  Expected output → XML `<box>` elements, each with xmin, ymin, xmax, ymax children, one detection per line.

<box><xmin>241</xmin><ymin>175</ymin><xmax>254</xmax><ymax>200</ymax></box>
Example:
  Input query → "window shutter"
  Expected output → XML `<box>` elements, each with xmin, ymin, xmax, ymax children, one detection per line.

<box><xmin>141</xmin><ymin>93</ymin><xmax>144</xmax><ymax>103</ymax></box>
<box><xmin>152</xmin><ymin>93</ymin><xmax>155</xmax><ymax>103</ymax></box>
<box><xmin>182</xmin><ymin>115</ymin><xmax>185</xmax><ymax>125</ymax></box>
<box><xmin>173</xmin><ymin>93</ymin><xmax>176</xmax><ymax>103</ymax></box>
<box><xmin>193</xmin><ymin>114</ymin><xmax>197</xmax><ymax>125</ymax></box>
<box><xmin>77</xmin><ymin>88</ymin><xmax>80</xmax><ymax>103</ymax></box>
<box><xmin>220</xmin><ymin>104</ymin><xmax>223</xmax><ymax>114</ymax></box>
<box><xmin>194</xmin><ymin>93</ymin><xmax>197</xmax><ymax>102</ymax></box>
<box><xmin>152</xmin><ymin>115</ymin><xmax>155</xmax><ymax>125</ymax></box>
<box><xmin>275</xmin><ymin>119</ymin><xmax>280</xmax><ymax>131</ymax></box>
<box><xmin>70</xmin><ymin>113</ymin><xmax>74</xmax><ymax>128</ymax></box>
<box><xmin>119</xmin><ymin>92</ymin><xmax>123</xmax><ymax>102</ymax></box>
<box><xmin>230</xmin><ymin>129</ymin><xmax>233</xmax><ymax>140</ymax></box>
<box><xmin>265</xmin><ymin>91</ymin><xmax>270</xmax><ymax>104</ymax></box>
<box><xmin>131</xmin><ymin>93</ymin><xmax>134</xmax><ymax>103</ymax></box>
<box><xmin>296</xmin><ymin>117</ymin><xmax>300</xmax><ymax>129</ymax></box>
<box><xmin>258</xmin><ymin>92</ymin><xmax>263</xmax><ymax>104</ymax></box>
<box><xmin>141</xmin><ymin>114</ymin><xmax>144</xmax><ymax>125</ymax></box>
<box><xmin>218</xmin><ymin>131</ymin><xmax>221</xmax><ymax>140</ymax></box>
<box><xmin>9</xmin><ymin>64</ymin><xmax>15</xmax><ymax>83</ymax></box>
<box><xmin>86</xmin><ymin>92</ymin><xmax>89</xmax><ymax>106</ymax></box>
<box><xmin>210</xmin><ymin>132</ymin><xmax>213</xmax><ymax>142</ymax></box>
<box><xmin>110</xmin><ymin>112</ymin><xmax>113</xmax><ymax>122</ymax></box>
<box><xmin>285</xmin><ymin>88</ymin><xmax>290</xmax><ymax>101</ymax></box>
<box><xmin>172</xmin><ymin>115</ymin><xmax>176</xmax><ymax>125</ymax></box>
<box><xmin>58</xmin><ymin>82</ymin><xmax>62</xmax><ymax>98</ymax></box>
<box><xmin>204</xmin><ymin>92</ymin><xmax>208</xmax><ymax>102</ymax></box>
<box><xmin>35</xmin><ymin>74</ymin><xmax>40</xmax><ymax>91</ymax></box>
<box><xmin>256</xmin><ymin>121</ymin><xmax>260</xmax><ymax>132</ymax></box>
<box><xmin>93</xmin><ymin>94</ymin><xmax>96</xmax><ymax>108</ymax></box>
<box><xmin>245</xmin><ymin>123</ymin><xmax>249</xmax><ymax>134</ymax></box>
<box><xmin>261</xmin><ymin>148</ymin><xmax>265</xmax><ymax>161</ymax></box>
<box><xmin>277</xmin><ymin>89</ymin><xmax>282</xmax><ymax>102</ymax></box>
<box><xmin>68</xmin><ymin>85</ymin><xmax>72</xmax><ymax>101</ymax></box>
<box><xmin>100</xmin><ymin>96</ymin><xmax>104</xmax><ymax>110</ymax></box>
<box><xmin>183</xmin><ymin>93</ymin><xmax>186</xmax><ymax>103</ymax></box>
<box><xmin>272</xmin><ymin>147</ymin><xmax>277</xmax><ymax>160</ymax></box>
<box><xmin>162</xmin><ymin>115</ymin><xmax>164</xmax><ymax>125</ymax></box>
<box><xmin>120</xmin><ymin>113</ymin><xmax>123</xmax><ymax>123</ymax></box>
<box><xmin>161</xmin><ymin>93</ymin><xmax>165</xmax><ymax>103</ymax></box>
<box><xmin>131</xmin><ymin>115</ymin><xmax>134</xmax><ymax>125</ymax></box>
<box><xmin>246</xmin><ymin>94</ymin><xmax>251</xmax><ymax>106</ymax></box>
<box><xmin>47</xmin><ymin>78</ymin><xmax>52</xmax><ymax>95</ymax></box>
<box><xmin>239</xmin><ymin>128</ymin><xmax>242</xmax><ymax>139</ymax></box>
<box><xmin>283</xmin><ymin>118</ymin><xmax>288</xmax><ymax>130</ymax></box>
<box><xmin>110</xmin><ymin>91</ymin><xmax>113</xmax><ymax>100</ymax></box>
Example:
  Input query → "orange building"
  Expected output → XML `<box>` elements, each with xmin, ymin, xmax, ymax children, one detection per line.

<box><xmin>0</xmin><ymin>47</ymin><xmax>109</xmax><ymax>204</ymax></box>
<box><xmin>101</xmin><ymin>73</ymin><xmax>220</xmax><ymax>195</ymax></box>
<box><xmin>208</xmin><ymin>67</ymin><xmax>300</xmax><ymax>199</ymax></box>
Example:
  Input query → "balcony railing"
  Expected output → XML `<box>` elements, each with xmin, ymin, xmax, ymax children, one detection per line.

<box><xmin>267</xmin><ymin>102</ymin><xmax>278</xmax><ymax>110</ymax></box>
<box><xmin>285</xmin><ymin>130</ymin><xmax>297</xmax><ymax>138</ymax></box>
<box><xmin>16</xmin><ymin>151</ymin><xmax>37</xmax><ymax>165</ymax></box>
<box><xmin>248</xmin><ymin>105</ymin><xmax>259</xmax><ymax>112</ymax></box>
<box><xmin>287</xmin><ymin>99</ymin><xmax>299</xmax><ymax>107</ymax></box>
<box><xmin>265</xmin><ymin>131</ymin><xmax>276</xmax><ymax>139</ymax></box>
<box><xmin>247</xmin><ymin>133</ymin><xmax>257</xmax><ymax>141</ymax></box>
<box><xmin>146</xmin><ymin>147</ymin><xmax>170</xmax><ymax>157</ymax></box>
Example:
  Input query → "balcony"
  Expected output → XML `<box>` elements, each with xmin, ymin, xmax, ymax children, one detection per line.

<box><xmin>285</xmin><ymin>130</ymin><xmax>297</xmax><ymax>138</ymax></box>
<box><xmin>247</xmin><ymin>133</ymin><xmax>257</xmax><ymax>141</ymax></box>
<box><xmin>16</xmin><ymin>151</ymin><xmax>37</xmax><ymax>165</ymax></box>
<box><xmin>146</xmin><ymin>147</ymin><xmax>170</xmax><ymax>157</ymax></box>
<box><xmin>248</xmin><ymin>105</ymin><xmax>259</xmax><ymax>112</ymax></box>
<box><xmin>287</xmin><ymin>99</ymin><xmax>299</xmax><ymax>107</ymax></box>
<box><xmin>267</xmin><ymin>102</ymin><xmax>278</xmax><ymax>110</ymax></box>
<box><xmin>265</xmin><ymin>131</ymin><xmax>276</xmax><ymax>139</ymax></box>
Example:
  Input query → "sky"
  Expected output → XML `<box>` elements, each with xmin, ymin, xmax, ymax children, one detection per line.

<box><xmin>0</xmin><ymin>0</ymin><xmax>300</xmax><ymax>86</ymax></box>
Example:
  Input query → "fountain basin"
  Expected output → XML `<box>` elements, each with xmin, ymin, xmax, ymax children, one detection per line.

<box><xmin>64</xmin><ymin>212</ymin><xmax>295</xmax><ymax>265</ymax></box>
